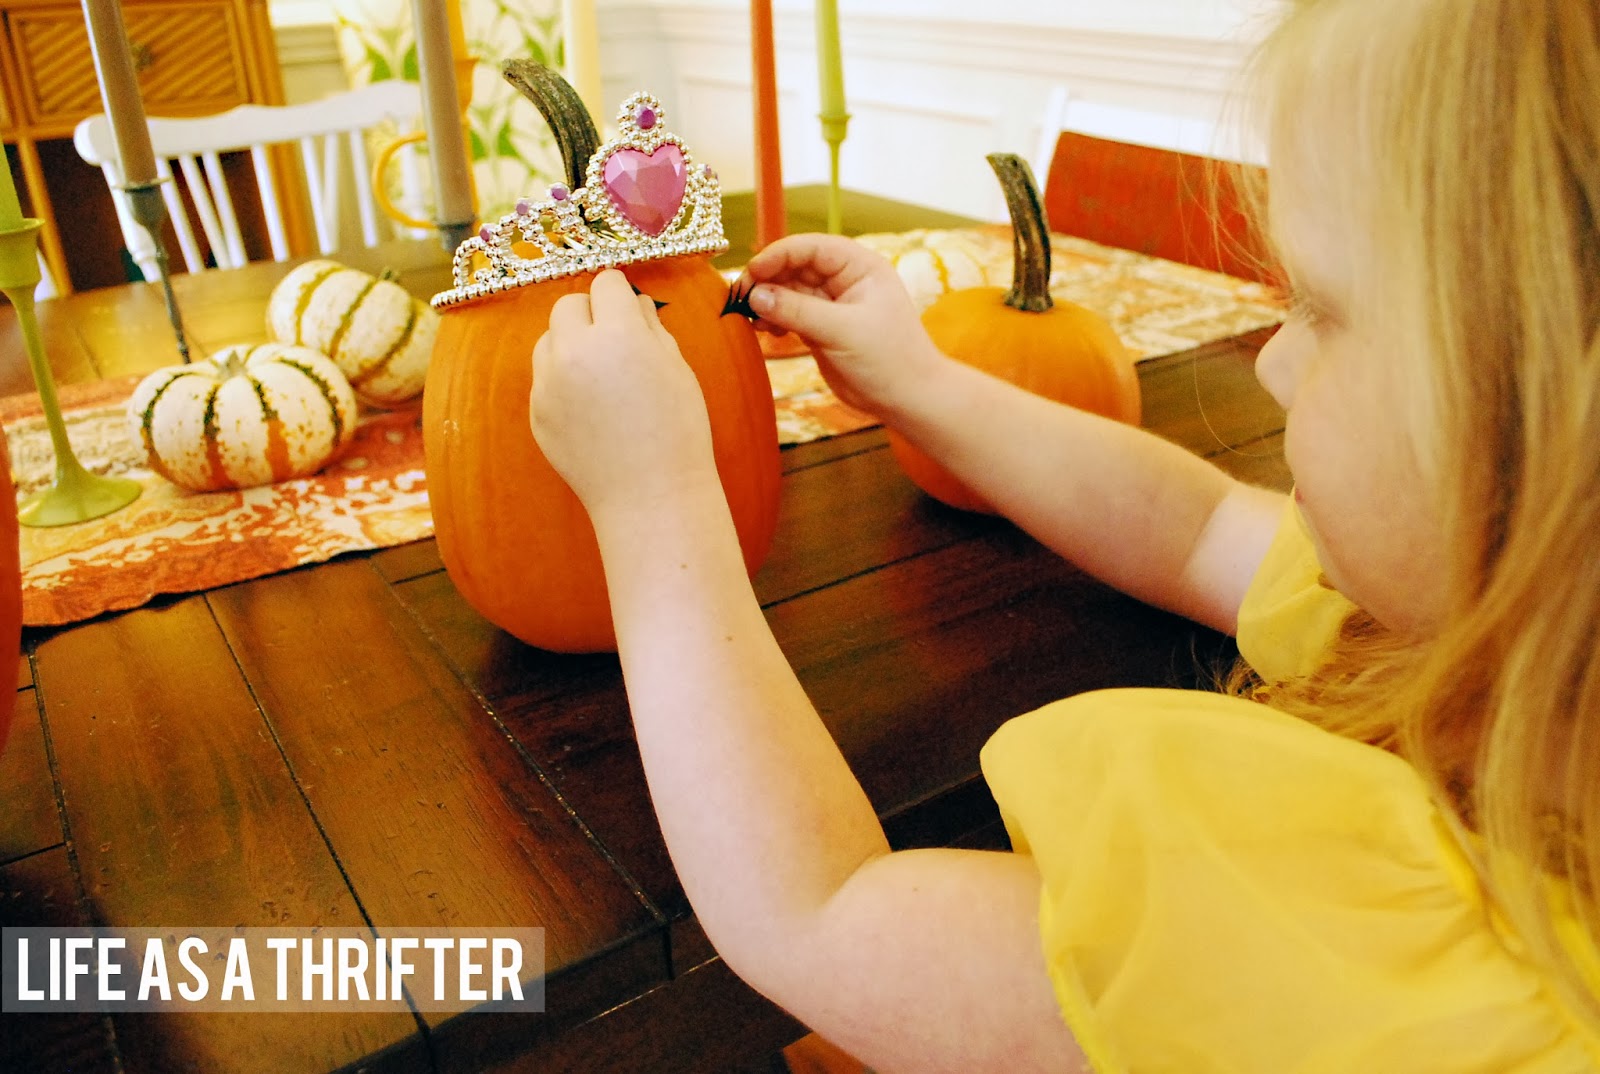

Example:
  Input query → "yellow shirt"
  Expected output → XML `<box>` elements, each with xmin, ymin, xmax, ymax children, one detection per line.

<box><xmin>980</xmin><ymin>503</ymin><xmax>1600</xmax><ymax>1073</ymax></box>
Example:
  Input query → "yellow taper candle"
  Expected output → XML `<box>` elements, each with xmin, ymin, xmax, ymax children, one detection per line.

<box><xmin>0</xmin><ymin>151</ymin><xmax>23</xmax><ymax>231</ymax></box>
<box><xmin>82</xmin><ymin>0</ymin><xmax>159</xmax><ymax>186</ymax></box>
<box><xmin>815</xmin><ymin>0</ymin><xmax>850</xmax><ymax>233</ymax></box>
<box><xmin>816</xmin><ymin>0</ymin><xmax>846</xmax><ymax>118</ymax></box>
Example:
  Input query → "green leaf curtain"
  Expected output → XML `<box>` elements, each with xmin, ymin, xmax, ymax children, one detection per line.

<box><xmin>329</xmin><ymin>0</ymin><xmax>566</xmax><ymax>222</ymax></box>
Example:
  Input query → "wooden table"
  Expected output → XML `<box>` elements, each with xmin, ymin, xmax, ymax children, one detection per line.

<box><xmin>0</xmin><ymin>189</ymin><xmax>1288</xmax><ymax>1074</ymax></box>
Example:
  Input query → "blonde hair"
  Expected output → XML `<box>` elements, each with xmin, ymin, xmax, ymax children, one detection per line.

<box><xmin>1241</xmin><ymin>0</ymin><xmax>1600</xmax><ymax>1027</ymax></box>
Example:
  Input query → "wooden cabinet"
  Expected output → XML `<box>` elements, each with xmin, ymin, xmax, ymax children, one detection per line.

<box><xmin>0</xmin><ymin>0</ymin><xmax>283</xmax><ymax>293</ymax></box>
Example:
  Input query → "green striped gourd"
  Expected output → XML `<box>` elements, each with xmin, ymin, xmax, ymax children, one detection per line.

<box><xmin>266</xmin><ymin>260</ymin><xmax>439</xmax><ymax>408</ymax></box>
<box><xmin>127</xmin><ymin>343</ymin><xmax>357</xmax><ymax>492</ymax></box>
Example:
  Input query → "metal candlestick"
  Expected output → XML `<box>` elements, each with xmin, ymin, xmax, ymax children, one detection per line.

<box><xmin>0</xmin><ymin>219</ymin><xmax>141</xmax><ymax>526</ymax></box>
<box><xmin>121</xmin><ymin>179</ymin><xmax>191</xmax><ymax>363</ymax></box>
<box><xmin>438</xmin><ymin>218</ymin><xmax>475</xmax><ymax>254</ymax></box>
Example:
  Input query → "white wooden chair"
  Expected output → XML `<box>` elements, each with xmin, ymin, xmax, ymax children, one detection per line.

<box><xmin>35</xmin><ymin>252</ymin><xmax>57</xmax><ymax>300</ymax></box>
<box><xmin>73</xmin><ymin>80</ymin><xmax>431</xmax><ymax>281</ymax></box>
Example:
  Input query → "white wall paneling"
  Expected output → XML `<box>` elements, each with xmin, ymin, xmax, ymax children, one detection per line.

<box><xmin>599</xmin><ymin>0</ymin><xmax>1263</xmax><ymax>220</ymax></box>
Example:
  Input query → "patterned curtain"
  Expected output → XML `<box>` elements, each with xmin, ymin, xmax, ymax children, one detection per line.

<box><xmin>328</xmin><ymin>0</ymin><xmax>566</xmax><ymax>221</ymax></box>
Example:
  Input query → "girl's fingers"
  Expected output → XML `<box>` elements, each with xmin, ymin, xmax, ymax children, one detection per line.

<box><xmin>588</xmin><ymin>269</ymin><xmax>650</xmax><ymax>324</ymax></box>
<box><xmin>743</xmin><ymin>233</ymin><xmax>871</xmax><ymax>296</ymax></box>
<box><xmin>638</xmin><ymin>292</ymin><xmax>662</xmax><ymax>324</ymax></box>
<box><xmin>640</xmin><ymin>295</ymin><xmax>680</xmax><ymax>352</ymax></box>
<box><xmin>748</xmin><ymin>283</ymin><xmax>845</xmax><ymax>339</ymax></box>
<box><xmin>549</xmin><ymin>290</ymin><xmax>593</xmax><ymax>332</ymax></box>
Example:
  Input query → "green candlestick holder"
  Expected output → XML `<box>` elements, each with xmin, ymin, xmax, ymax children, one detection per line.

<box><xmin>819</xmin><ymin>111</ymin><xmax>851</xmax><ymax>235</ymax></box>
<box><xmin>0</xmin><ymin>219</ymin><xmax>141</xmax><ymax>527</ymax></box>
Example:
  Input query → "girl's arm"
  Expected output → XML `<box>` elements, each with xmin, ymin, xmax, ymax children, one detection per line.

<box><xmin>598</xmin><ymin>477</ymin><xmax>1088</xmax><ymax>1074</ymax></box>
<box><xmin>886</xmin><ymin>356</ymin><xmax>1285</xmax><ymax>635</ymax></box>
<box><xmin>531</xmin><ymin>272</ymin><xmax>1088</xmax><ymax>1073</ymax></box>
<box><xmin>744</xmin><ymin>234</ymin><xmax>1284</xmax><ymax>635</ymax></box>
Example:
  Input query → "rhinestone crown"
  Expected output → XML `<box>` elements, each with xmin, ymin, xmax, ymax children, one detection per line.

<box><xmin>431</xmin><ymin>92</ymin><xmax>727</xmax><ymax>310</ymax></box>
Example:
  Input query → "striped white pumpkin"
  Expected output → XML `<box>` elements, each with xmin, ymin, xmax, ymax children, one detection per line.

<box><xmin>128</xmin><ymin>343</ymin><xmax>358</xmax><ymax>492</ymax></box>
<box><xmin>266</xmin><ymin>259</ymin><xmax>439</xmax><ymax>409</ymax></box>
<box><xmin>853</xmin><ymin>229</ymin><xmax>1004</xmax><ymax>311</ymax></box>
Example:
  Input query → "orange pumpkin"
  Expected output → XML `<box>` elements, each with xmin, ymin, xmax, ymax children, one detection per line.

<box><xmin>889</xmin><ymin>154</ymin><xmax>1142</xmax><ymax>513</ymax></box>
<box><xmin>422</xmin><ymin>64</ymin><xmax>781</xmax><ymax>653</ymax></box>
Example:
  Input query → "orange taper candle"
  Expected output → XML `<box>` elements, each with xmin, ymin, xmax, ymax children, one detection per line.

<box><xmin>750</xmin><ymin>0</ymin><xmax>786</xmax><ymax>251</ymax></box>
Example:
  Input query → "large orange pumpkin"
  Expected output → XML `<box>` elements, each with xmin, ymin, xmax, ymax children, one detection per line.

<box><xmin>889</xmin><ymin>154</ymin><xmax>1142</xmax><ymax>513</ymax></box>
<box><xmin>422</xmin><ymin>64</ymin><xmax>781</xmax><ymax>653</ymax></box>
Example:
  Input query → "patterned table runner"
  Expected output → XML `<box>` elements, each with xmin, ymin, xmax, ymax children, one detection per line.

<box><xmin>6</xmin><ymin>228</ymin><xmax>1283</xmax><ymax>627</ymax></box>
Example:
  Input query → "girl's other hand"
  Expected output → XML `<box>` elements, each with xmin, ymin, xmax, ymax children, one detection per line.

<box><xmin>529</xmin><ymin>269</ymin><xmax>721</xmax><ymax>528</ymax></box>
<box><xmin>739</xmin><ymin>233</ymin><xmax>943</xmax><ymax>419</ymax></box>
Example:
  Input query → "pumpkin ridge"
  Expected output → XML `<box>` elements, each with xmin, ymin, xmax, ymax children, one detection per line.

<box><xmin>325</xmin><ymin>276</ymin><xmax>382</xmax><ymax>369</ymax></box>
<box><xmin>277</xmin><ymin>359</ymin><xmax>349</xmax><ymax>447</ymax></box>
<box><xmin>137</xmin><ymin>369</ymin><xmax>200</xmax><ymax>479</ymax></box>
<box><xmin>242</xmin><ymin>372</ymin><xmax>293</xmax><ymax>482</ymax></box>
<box><xmin>291</xmin><ymin>264</ymin><xmax>345</xmax><ymax>346</ymax></box>
<box><xmin>350</xmin><ymin>296</ymin><xmax>420</xmax><ymax>387</ymax></box>
<box><xmin>200</xmin><ymin>383</ymin><xmax>229</xmax><ymax>489</ymax></box>
<box><xmin>247</xmin><ymin>373</ymin><xmax>280</xmax><ymax>422</ymax></box>
<box><xmin>138</xmin><ymin>369</ymin><xmax>198</xmax><ymax>441</ymax></box>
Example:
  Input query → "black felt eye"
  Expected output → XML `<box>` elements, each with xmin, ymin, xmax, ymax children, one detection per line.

<box><xmin>722</xmin><ymin>279</ymin><xmax>757</xmax><ymax>319</ymax></box>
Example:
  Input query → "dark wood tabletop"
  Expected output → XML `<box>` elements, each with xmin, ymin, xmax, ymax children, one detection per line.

<box><xmin>0</xmin><ymin>187</ymin><xmax>1288</xmax><ymax>1074</ymax></box>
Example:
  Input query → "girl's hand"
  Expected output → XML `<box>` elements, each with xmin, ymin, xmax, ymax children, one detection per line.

<box><xmin>739</xmin><ymin>233</ymin><xmax>945</xmax><ymax>419</ymax></box>
<box><xmin>529</xmin><ymin>269</ymin><xmax>721</xmax><ymax>529</ymax></box>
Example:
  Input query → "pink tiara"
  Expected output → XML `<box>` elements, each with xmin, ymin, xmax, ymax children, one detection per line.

<box><xmin>431</xmin><ymin>92</ymin><xmax>727</xmax><ymax>309</ymax></box>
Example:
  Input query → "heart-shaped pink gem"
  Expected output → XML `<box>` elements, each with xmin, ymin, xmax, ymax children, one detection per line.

<box><xmin>602</xmin><ymin>144</ymin><xmax>686</xmax><ymax>237</ymax></box>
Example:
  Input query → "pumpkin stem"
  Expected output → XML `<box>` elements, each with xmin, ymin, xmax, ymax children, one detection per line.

<box><xmin>378</xmin><ymin>268</ymin><xmax>399</xmax><ymax>283</ymax></box>
<box><xmin>987</xmin><ymin>153</ymin><xmax>1053</xmax><ymax>313</ymax></box>
<box><xmin>503</xmin><ymin>59</ymin><xmax>601</xmax><ymax>192</ymax></box>
<box><xmin>216</xmin><ymin>349</ymin><xmax>248</xmax><ymax>379</ymax></box>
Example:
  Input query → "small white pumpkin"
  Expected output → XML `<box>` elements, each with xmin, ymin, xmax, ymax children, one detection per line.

<box><xmin>854</xmin><ymin>229</ymin><xmax>1004</xmax><ymax>311</ymax></box>
<box><xmin>128</xmin><ymin>343</ymin><xmax>358</xmax><ymax>492</ymax></box>
<box><xmin>266</xmin><ymin>259</ymin><xmax>439</xmax><ymax>408</ymax></box>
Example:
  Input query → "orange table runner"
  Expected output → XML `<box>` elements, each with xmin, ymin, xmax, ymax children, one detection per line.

<box><xmin>6</xmin><ymin>229</ymin><xmax>1284</xmax><ymax>628</ymax></box>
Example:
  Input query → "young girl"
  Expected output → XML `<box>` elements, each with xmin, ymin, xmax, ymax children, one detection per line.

<box><xmin>525</xmin><ymin>0</ymin><xmax>1600</xmax><ymax>1068</ymax></box>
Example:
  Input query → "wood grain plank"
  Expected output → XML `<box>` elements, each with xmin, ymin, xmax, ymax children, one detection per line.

<box><xmin>366</xmin><ymin>429</ymin><xmax>901</xmax><ymax>591</ymax></box>
<box><xmin>0</xmin><ymin>296</ymin><xmax>98</xmax><ymax>394</ymax></box>
<box><xmin>386</xmin><ymin>568</ymin><xmax>626</xmax><ymax>729</ymax></box>
<box><xmin>771</xmin><ymin>525</ymin><xmax>1228</xmax><ymax>820</ymax></box>
<box><xmin>0</xmin><ymin>847</ymin><xmax>120</xmax><ymax>1074</ymax></box>
<box><xmin>204</xmin><ymin>559</ymin><xmax>667</xmax><ymax>1045</ymax></box>
<box><xmin>34</xmin><ymin>596</ymin><xmax>425</xmax><ymax>1074</ymax></box>
<box><xmin>476</xmin><ymin>955</ymin><xmax>804</xmax><ymax>1074</ymax></box>
<box><xmin>66</xmin><ymin>284</ymin><xmax>199</xmax><ymax>378</ymax></box>
<box><xmin>0</xmin><ymin>688</ymin><xmax>62</xmax><ymax>864</ymax></box>
<box><xmin>753</xmin><ymin>443</ymin><xmax>988</xmax><ymax>606</ymax></box>
<box><xmin>370</xmin><ymin>539</ymin><xmax>445</xmax><ymax>585</ymax></box>
<box><xmin>1137</xmin><ymin>329</ymin><xmax>1284</xmax><ymax>456</ymax></box>
<box><xmin>780</xmin><ymin>427</ymin><xmax>887</xmax><ymax>473</ymax></box>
